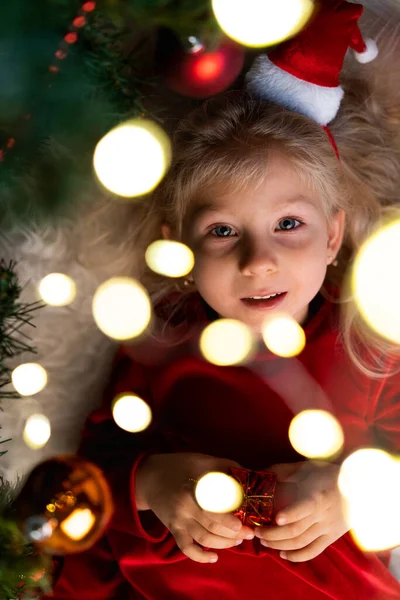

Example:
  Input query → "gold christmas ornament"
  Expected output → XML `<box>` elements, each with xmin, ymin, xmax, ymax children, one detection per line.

<box><xmin>14</xmin><ymin>456</ymin><xmax>114</xmax><ymax>555</ymax></box>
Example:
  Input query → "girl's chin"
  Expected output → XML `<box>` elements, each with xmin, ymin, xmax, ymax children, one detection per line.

<box><xmin>242</xmin><ymin>308</ymin><xmax>307</xmax><ymax>333</ymax></box>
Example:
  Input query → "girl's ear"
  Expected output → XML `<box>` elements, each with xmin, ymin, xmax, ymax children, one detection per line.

<box><xmin>161</xmin><ymin>223</ymin><xmax>173</xmax><ymax>240</ymax></box>
<box><xmin>327</xmin><ymin>209</ymin><xmax>345</xmax><ymax>258</ymax></box>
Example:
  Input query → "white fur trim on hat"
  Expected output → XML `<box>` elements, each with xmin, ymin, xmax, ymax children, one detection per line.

<box><xmin>355</xmin><ymin>38</ymin><xmax>378</xmax><ymax>64</ymax></box>
<box><xmin>246</xmin><ymin>55</ymin><xmax>344</xmax><ymax>126</ymax></box>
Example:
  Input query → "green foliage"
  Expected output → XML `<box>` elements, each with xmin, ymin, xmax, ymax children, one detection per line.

<box><xmin>0</xmin><ymin>260</ymin><xmax>48</xmax><ymax>597</ymax></box>
<box><xmin>0</xmin><ymin>0</ymin><xmax>219</xmax><ymax>229</ymax></box>
<box><xmin>0</xmin><ymin>479</ymin><xmax>52</xmax><ymax>600</ymax></box>
<box><xmin>0</xmin><ymin>260</ymin><xmax>42</xmax><ymax>403</ymax></box>
<box><xmin>98</xmin><ymin>0</ymin><xmax>218</xmax><ymax>42</ymax></box>
<box><xmin>0</xmin><ymin>1</ymin><xmax>145</xmax><ymax>228</ymax></box>
<box><xmin>0</xmin><ymin>439</ymin><xmax>11</xmax><ymax>460</ymax></box>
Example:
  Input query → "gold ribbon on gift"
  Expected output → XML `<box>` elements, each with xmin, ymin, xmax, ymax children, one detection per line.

<box><xmin>231</xmin><ymin>470</ymin><xmax>276</xmax><ymax>527</ymax></box>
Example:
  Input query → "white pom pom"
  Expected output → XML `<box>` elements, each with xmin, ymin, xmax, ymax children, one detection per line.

<box><xmin>355</xmin><ymin>38</ymin><xmax>378</xmax><ymax>64</ymax></box>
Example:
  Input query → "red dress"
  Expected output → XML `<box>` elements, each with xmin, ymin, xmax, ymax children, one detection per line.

<box><xmin>44</xmin><ymin>293</ymin><xmax>400</xmax><ymax>599</ymax></box>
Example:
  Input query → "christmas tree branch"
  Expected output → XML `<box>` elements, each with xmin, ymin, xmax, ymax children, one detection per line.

<box><xmin>0</xmin><ymin>260</ymin><xmax>42</xmax><ymax>405</ymax></box>
<box><xmin>0</xmin><ymin>260</ymin><xmax>49</xmax><ymax>597</ymax></box>
<box><xmin>0</xmin><ymin>439</ymin><xmax>12</xmax><ymax>459</ymax></box>
<box><xmin>0</xmin><ymin>0</ymin><xmax>221</xmax><ymax>229</ymax></box>
<box><xmin>0</xmin><ymin>478</ymin><xmax>52</xmax><ymax>599</ymax></box>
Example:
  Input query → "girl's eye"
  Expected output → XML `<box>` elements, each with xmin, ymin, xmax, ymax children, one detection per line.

<box><xmin>210</xmin><ymin>225</ymin><xmax>236</xmax><ymax>237</ymax></box>
<box><xmin>277</xmin><ymin>218</ymin><xmax>302</xmax><ymax>231</ymax></box>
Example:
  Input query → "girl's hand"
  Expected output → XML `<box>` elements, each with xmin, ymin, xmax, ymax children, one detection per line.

<box><xmin>135</xmin><ymin>453</ymin><xmax>255</xmax><ymax>564</ymax></box>
<box><xmin>255</xmin><ymin>461</ymin><xmax>349</xmax><ymax>562</ymax></box>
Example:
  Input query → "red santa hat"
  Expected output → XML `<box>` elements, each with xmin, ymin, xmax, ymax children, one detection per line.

<box><xmin>246</xmin><ymin>0</ymin><xmax>378</xmax><ymax>126</ymax></box>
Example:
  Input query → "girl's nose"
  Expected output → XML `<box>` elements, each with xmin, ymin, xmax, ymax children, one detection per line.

<box><xmin>239</xmin><ymin>241</ymin><xmax>278</xmax><ymax>276</ymax></box>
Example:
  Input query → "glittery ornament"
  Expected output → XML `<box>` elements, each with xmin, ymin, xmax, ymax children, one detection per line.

<box><xmin>14</xmin><ymin>456</ymin><xmax>114</xmax><ymax>555</ymax></box>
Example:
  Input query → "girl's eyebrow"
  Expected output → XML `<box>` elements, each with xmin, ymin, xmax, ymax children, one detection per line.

<box><xmin>189</xmin><ymin>203</ymin><xmax>224</xmax><ymax>225</ymax></box>
<box><xmin>191</xmin><ymin>195</ymin><xmax>315</xmax><ymax>218</ymax></box>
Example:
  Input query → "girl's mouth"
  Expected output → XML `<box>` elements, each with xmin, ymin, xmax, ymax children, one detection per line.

<box><xmin>241</xmin><ymin>292</ymin><xmax>287</xmax><ymax>310</ymax></box>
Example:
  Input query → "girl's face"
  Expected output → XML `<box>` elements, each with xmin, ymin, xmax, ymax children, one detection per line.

<box><xmin>182</xmin><ymin>153</ymin><xmax>345</xmax><ymax>332</ymax></box>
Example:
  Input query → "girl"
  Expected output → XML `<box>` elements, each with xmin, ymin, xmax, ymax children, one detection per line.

<box><xmin>44</xmin><ymin>2</ymin><xmax>400</xmax><ymax>599</ymax></box>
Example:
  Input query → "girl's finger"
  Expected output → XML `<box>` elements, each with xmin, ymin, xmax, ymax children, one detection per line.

<box><xmin>188</xmin><ymin>519</ymin><xmax>246</xmax><ymax>550</ymax></box>
<box><xmin>267</xmin><ymin>462</ymin><xmax>306</xmax><ymax>481</ymax></box>
<box><xmin>260</xmin><ymin>522</ymin><xmax>321</xmax><ymax>551</ymax></box>
<box><xmin>172</xmin><ymin>528</ymin><xmax>219</xmax><ymax>563</ymax></box>
<box><xmin>275</xmin><ymin>495</ymin><xmax>321</xmax><ymax>525</ymax></box>
<box><xmin>199</xmin><ymin>510</ymin><xmax>254</xmax><ymax>540</ymax></box>
<box><xmin>279</xmin><ymin>535</ymin><xmax>329</xmax><ymax>562</ymax></box>
<box><xmin>256</xmin><ymin>515</ymin><xmax>315</xmax><ymax>542</ymax></box>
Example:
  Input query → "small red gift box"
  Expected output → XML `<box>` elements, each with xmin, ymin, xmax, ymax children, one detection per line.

<box><xmin>228</xmin><ymin>467</ymin><xmax>277</xmax><ymax>527</ymax></box>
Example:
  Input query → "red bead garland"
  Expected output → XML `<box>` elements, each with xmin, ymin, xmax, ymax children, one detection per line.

<box><xmin>1</xmin><ymin>2</ymin><xmax>97</xmax><ymax>162</ymax></box>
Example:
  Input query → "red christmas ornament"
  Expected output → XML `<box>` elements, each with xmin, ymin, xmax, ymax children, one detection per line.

<box><xmin>13</xmin><ymin>455</ymin><xmax>114</xmax><ymax>555</ymax></box>
<box><xmin>164</xmin><ymin>39</ymin><xmax>245</xmax><ymax>98</ymax></box>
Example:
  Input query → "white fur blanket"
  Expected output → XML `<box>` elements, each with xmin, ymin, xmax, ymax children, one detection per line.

<box><xmin>0</xmin><ymin>197</ymin><xmax>140</xmax><ymax>480</ymax></box>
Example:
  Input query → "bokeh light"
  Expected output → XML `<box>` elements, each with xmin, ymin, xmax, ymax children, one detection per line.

<box><xmin>60</xmin><ymin>508</ymin><xmax>96</xmax><ymax>541</ymax></box>
<box><xmin>23</xmin><ymin>414</ymin><xmax>51</xmax><ymax>449</ymax></box>
<box><xmin>93</xmin><ymin>119</ymin><xmax>171</xmax><ymax>198</ymax></box>
<box><xmin>112</xmin><ymin>393</ymin><xmax>152</xmax><ymax>433</ymax></box>
<box><xmin>289</xmin><ymin>410</ymin><xmax>344</xmax><ymax>459</ymax></box>
<box><xmin>145</xmin><ymin>240</ymin><xmax>194</xmax><ymax>278</ymax></box>
<box><xmin>212</xmin><ymin>0</ymin><xmax>314</xmax><ymax>48</ymax></box>
<box><xmin>352</xmin><ymin>219</ymin><xmax>400</xmax><ymax>344</ymax></box>
<box><xmin>12</xmin><ymin>363</ymin><xmax>48</xmax><ymax>396</ymax></box>
<box><xmin>338</xmin><ymin>449</ymin><xmax>400</xmax><ymax>551</ymax></box>
<box><xmin>200</xmin><ymin>319</ymin><xmax>254</xmax><ymax>366</ymax></box>
<box><xmin>195</xmin><ymin>472</ymin><xmax>243</xmax><ymax>513</ymax></box>
<box><xmin>262</xmin><ymin>315</ymin><xmax>306</xmax><ymax>357</ymax></box>
<box><xmin>92</xmin><ymin>277</ymin><xmax>151</xmax><ymax>340</ymax></box>
<box><xmin>38</xmin><ymin>273</ymin><xmax>76</xmax><ymax>307</ymax></box>
<box><xmin>25</xmin><ymin>516</ymin><xmax>53</xmax><ymax>542</ymax></box>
